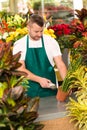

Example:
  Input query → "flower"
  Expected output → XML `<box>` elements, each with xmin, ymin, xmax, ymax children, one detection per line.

<box><xmin>7</xmin><ymin>14</ymin><xmax>26</xmax><ymax>29</ymax></box>
<box><xmin>0</xmin><ymin>20</ymin><xmax>10</xmax><ymax>42</ymax></box>
<box><xmin>46</xmin><ymin>8</ymin><xmax>87</xmax><ymax>53</ymax></box>
<box><xmin>43</xmin><ymin>28</ymin><xmax>56</xmax><ymax>38</ymax></box>
<box><xmin>0</xmin><ymin>13</ymin><xmax>28</xmax><ymax>44</ymax></box>
<box><xmin>48</xmin><ymin>23</ymin><xmax>72</xmax><ymax>37</ymax></box>
<box><xmin>6</xmin><ymin>27</ymin><xmax>28</xmax><ymax>43</ymax></box>
<box><xmin>47</xmin><ymin>23</ymin><xmax>73</xmax><ymax>51</ymax></box>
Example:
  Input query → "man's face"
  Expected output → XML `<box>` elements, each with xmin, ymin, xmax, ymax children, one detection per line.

<box><xmin>27</xmin><ymin>23</ymin><xmax>44</xmax><ymax>41</ymax></box>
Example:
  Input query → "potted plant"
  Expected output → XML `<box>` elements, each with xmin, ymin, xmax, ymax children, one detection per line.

<box><xmin>0</xmin><ymin>41</ymin><xmax>44</xmax><ymax>130</ymax></box>
<box><xmin>65</xmin><ymin>42</ymin><xmax>87</xmax><ymax>130</ymax></box>
<box><xmin>56</xmin><ymin>56</ymin><xmax>82</xmax><ymax>102</ymax></box>
<box><xmin>66</xmin><ymin>65</ymin><xmax>87</xmax><ymax>130</ymax></box>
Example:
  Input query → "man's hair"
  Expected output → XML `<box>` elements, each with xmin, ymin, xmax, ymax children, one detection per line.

<box><xmin>28</xmin><ymin>14</ymin><xmax>44</xmax><ymax>27</ymax></box>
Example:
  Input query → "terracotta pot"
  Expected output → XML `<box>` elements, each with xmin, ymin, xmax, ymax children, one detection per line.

<box><xmin>56</xmin><ymin>87</ymin><xmax>69</xmax><ymax>102</ymax></box>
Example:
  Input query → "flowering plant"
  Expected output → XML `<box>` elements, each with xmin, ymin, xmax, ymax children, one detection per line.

<box><xmin>6</xmin><ymin>27</ymin><xmax>28</xmax><ymax>43</ymax></box>
<box><xmin>48</xmin><ymin>23</ymin><xmax>74</xmax><ymax>51</ymax></box>
<box><xmin>47</xmin><ymin>8</ymin><xmax>87</xmax><ymax>52</ymax></box>
<box><xmin>0</xmin><ymin>13</ymin><xmax>28</xmax><ymax>44</ymax></box>
<box><xmin>48</xmin><ymin>23</ymin><xmax>71</xmax><ymax>37</ymax></box>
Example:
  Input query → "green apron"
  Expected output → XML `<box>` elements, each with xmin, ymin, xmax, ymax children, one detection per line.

<box><xmin>25</xmin><ymin>35</ymin><xmax>57</xmax><ymax>97</ymax></box>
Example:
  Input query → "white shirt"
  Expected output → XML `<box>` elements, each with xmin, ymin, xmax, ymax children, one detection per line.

<box><xmin>13</xmin><ymin>34</ymin><xmax>62</xmax><ymax>67</ymax></box>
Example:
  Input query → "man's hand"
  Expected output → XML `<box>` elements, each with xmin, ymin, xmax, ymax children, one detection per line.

<box><xmin>38</xmin><ymin>78</ymin><xmax>51</xmax><ymax>88</ymax></box>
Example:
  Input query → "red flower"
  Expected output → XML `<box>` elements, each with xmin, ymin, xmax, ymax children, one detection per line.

<box><xmin>56</xmin><ymin>31</ymin><xmax>62</xmax><ymax>36</ymax></box>
<box><xmin>48</xmin><ymin>23</ymin><xmax>72</xmax><ymax>38</ymax></box>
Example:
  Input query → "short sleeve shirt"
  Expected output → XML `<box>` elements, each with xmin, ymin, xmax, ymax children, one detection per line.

<box><xmin>13</xmin><ymin>34</ymin><xmax>62</xmax><ymax>66</ymax></box>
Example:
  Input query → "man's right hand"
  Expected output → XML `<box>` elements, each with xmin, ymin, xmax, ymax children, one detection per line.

<box><xmin>38</xmin><ymin>78</ymin><xmax>51</xmax><ymax>88</ymax></box>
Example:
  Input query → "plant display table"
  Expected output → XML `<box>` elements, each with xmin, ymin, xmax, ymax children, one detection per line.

<box><xmin>36</xmin><ymin>96</ymin><xmax>78</xmax><ymax>130</ymax></box>
<box><xmin>36</xmin><ymin>96</ymin><xmax>68</xmax><ymax>122</ymax></box>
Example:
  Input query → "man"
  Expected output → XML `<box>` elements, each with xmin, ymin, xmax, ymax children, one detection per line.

<box><xmin>13</xmin><ymin>14</ymin><xmax>67</xmax><ymax>98</ymax></box>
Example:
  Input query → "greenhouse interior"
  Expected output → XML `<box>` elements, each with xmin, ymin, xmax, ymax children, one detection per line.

<box><xmin>0</xmin><ymin>0</ymin><xmax>87</xmax><ymax>130</ymax></box>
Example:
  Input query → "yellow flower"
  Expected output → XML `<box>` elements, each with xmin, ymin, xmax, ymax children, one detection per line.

<box><xmin>51</xmin><ymin>34</ymin><xmax>56</xmax><ymax>39</ymax></box>
<box><xmin>16</xmin><ymin>27</ymin><xmax>28</xmax><ymax>34</ymax></box>
<box><xmin>7</xmin><ymin>14</ymin><xmax>26</xmax><ymax>28</ymax></box>
<box><xmin>6</xmin><ymin>34</ymin><xmax>14</xmax><ymax>42</ymax></box>
<box><xmin>6</xmin><ymin>27</ymin><xmax>28</xmax><ymax>43</ymax></box>
<box><xmin>44</xmin><ymin>28</ymin><xmax>56</xmax><ymax>38</ymax></box>
<box><xmin>48</xmin><ymin>29</ymin><xmax>54</xmax><ymax>34</ymax></box>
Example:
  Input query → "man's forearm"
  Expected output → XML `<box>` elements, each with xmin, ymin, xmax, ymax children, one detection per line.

<box><xmin>58</xmin><ymin>65</ymin><xmax>67</xmax><ymax>80</ymax></box>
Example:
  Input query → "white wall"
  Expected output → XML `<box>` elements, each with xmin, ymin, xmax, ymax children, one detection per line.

<box><xmin>73</xmin><ymin>0</ymin><xmax>83</xmax><ymax>17</ymax></box>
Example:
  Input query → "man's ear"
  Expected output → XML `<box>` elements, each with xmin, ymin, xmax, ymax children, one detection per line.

<box><xmin>27</xmin><ymin>24</ymin><xmax>30</xmax><ymax>31</ymax></box>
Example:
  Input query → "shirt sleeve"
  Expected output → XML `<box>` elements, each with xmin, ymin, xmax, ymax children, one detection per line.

<box><xmin>50</xmin><ymin>37</ymin><xmax>62</xmax><ymax>57</ymax></box>
<box><xmin>43</xmin><ymin>35</ymin><xmax>62</xmax><ymax>66</ymax></box>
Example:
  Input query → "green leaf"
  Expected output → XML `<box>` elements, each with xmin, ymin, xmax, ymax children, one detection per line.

<box><xmin>17</xmin><ymin>126</ymin><xmax>24</xmax><ymax>130</ymax></box>
<box><xmin>0</xmin><ymin>123</ymin><xmax>6</xmax><ymax>127</ymax></box>
<box><xmin>7</xmin><ymin>97</ymin><xmax>16</xmax><ymax>107</ymax></box>
<box><xmin>0</xmin><ymin>82</ymin><xmax>8</xmax><ymax>98</ymax></box>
